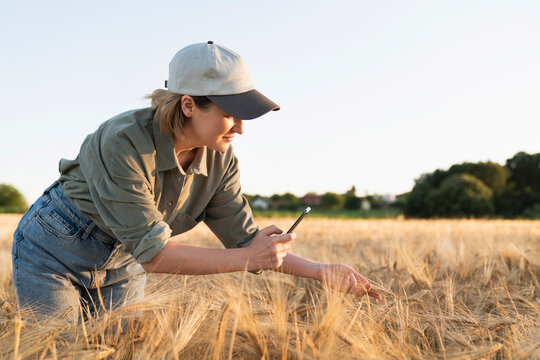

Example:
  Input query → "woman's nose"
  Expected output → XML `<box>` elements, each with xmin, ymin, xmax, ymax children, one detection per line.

<box><xmin>233</xmin><ymin>118</ymin><xmax>243</xmax><ymax>134</ymax></box>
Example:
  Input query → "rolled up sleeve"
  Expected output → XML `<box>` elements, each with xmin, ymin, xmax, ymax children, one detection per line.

<box><xmin>79</xmin><ymin>129</ymin><xmax>171</xmax><ymax>264</ymax></box>
<box><xmin>204</xmin><ymin>154</ymin><xmax>259</xmax><ymax>249</ymax></box>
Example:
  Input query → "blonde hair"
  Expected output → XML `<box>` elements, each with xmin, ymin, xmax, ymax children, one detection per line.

<box><xmin>146</xmin><ymin>89</ymin><xmax>212</xmax><ymax>140</ymax></box>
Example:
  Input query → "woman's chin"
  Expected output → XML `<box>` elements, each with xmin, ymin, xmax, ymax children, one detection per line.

<box><xmin>209</xmin><ymin>143</ymin><xmax>230</xmax><ymax>153</ymax></box>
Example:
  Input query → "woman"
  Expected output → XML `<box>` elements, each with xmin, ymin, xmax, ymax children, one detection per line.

<box><xmin>12</xmin><ymin>41</ymin><xmax>380</xmax><ymax>322</ymax></box>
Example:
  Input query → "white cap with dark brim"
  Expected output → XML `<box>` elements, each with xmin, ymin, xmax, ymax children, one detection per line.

<box><xmin>166</xmin><ymin>41</ymin><xmax>280</xmax><ymax>120</ymax></box>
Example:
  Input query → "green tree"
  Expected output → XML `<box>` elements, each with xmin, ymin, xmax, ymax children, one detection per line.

<box><xmin>0</xmin><ymin>184</ymin><xmax>28</xmax><ymax>213</ymax></box>
<box><xmin>344</xmin><ymin>186</ymin><xmax>357</xmax><ymax>198</ymax></box>
<box><xmin>405</xmin><ymin>152</ymin><xmax>540</xmax><ymax>218</ymax></box>
<box><xmin>343</xmin><ymin>186</ymin><xmax>360</xmax><ymax>210</ymax></box>
<box><xmin>271</xmin><ymin>192</ymin><xmax>301</xmax><ymax>211</ymax></box>
<box><xmin>495</xmin><ymin>152</ymin><xmax>540</xmax><ymax>218</ymax></box>
<box><xmin>522</xmin><ymin>203</ymin><xmax>540</xmax><ymax>219</ymax></box>
<box><xmin>344</xmin><ymin>196</ymin><xmax>360</xmax><ymax>210</ymax></box>
<box><xmin>393</xmin><ymin>192</ymin><xmax>410</xmax><ymax>209</ymax></box>
<box><xmin>448</xmin><ymin>161</ymin><xmax>509</xmax><ymax>195</ymax></box>
<box><xmin>320</xmin><ymin>192</ymin><xmax>344</xmax><ymax>210</ymax></box>
<box><xmin>498</xmin><ymin>152</ymin><xmax>540</xmax><ymax>217</ymax></box>
<box><xmin>404</xmin><ymin>173</ymin><xmax>437</xmax><ymax>218</ymax></box>
<box><xmin>428</xmin><ymin>174</ymin><xmax>494</xmax><ymax>217</ymax></box>
<box><xmin>365</xmin><ymin>195</ymin><xmax>385</xmax><ymax>210</ymax></box>
<box><xmin>506</xmin><ymin>152</ymin><xmax>540</xmax><ymax>193</ymax></box>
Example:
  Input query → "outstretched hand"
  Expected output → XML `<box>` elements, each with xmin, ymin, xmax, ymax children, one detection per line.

<box><xmin>319</xmin><ymin>263</ymin><xmax>381</xmax><ymax>300</ymax></box>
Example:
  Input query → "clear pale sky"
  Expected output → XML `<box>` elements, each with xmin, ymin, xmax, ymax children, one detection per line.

<box><xmin>1</xmin><ymin>0</ymin><xmax>539</xmax><ymax>204</ymax></box>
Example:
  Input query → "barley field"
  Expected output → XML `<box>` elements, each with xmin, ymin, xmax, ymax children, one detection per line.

<box><xmin>0</xmin><ymin>214</ymin><xmax>538</xmax><ymax>359</ymax></box>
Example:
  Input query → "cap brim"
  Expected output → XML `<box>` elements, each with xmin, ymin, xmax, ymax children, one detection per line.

<box><xmin>207</xmin><ymin>89</ymin><xmax>280</xmax><ymax>120</ymax></box>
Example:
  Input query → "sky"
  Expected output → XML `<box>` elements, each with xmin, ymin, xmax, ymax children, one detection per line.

<box><xmin>1</xmin><ymin>0</ymin><xmax>539</xmax><ymax>204</ymax></box>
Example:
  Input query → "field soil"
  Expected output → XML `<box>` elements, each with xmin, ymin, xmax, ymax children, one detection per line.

<box><xmin>0</xmin><ymin>214</ymin><xmax>538</xmax><ymax>359</ymax></box>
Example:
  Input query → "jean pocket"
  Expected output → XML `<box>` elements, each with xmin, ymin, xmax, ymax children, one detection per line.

<box><xmin>35</xmin><ymin>206</ymin><xmax>81</xmax><ymax>241</ymax></box>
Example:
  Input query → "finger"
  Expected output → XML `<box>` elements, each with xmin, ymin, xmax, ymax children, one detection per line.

<box><xmin>353</xmin><ymin>272</ymin><xmax>370</xmax><ymax>286</ymax></box>
<box><xmin>352</xmin><ymin>272</ymin><xmax>373</xmax><ymax>293</ymax></box>
<box><xmin>260</xmin><ymin>225</ymin><xmax>283</xmax><ymax>236</ymax></box>
<box><xmin>348</xmin><ymin>273</ymin><xmax>372</xmax><ymax>296</ymax></box>
<box><xmin>272</xmin><ymin>232</ymin><xmax>296</xmax><ymax>244</ymax></box>
<box><xmin>346</xmin><ymin>272</ymin><xmax>358</xmax><ymax>294</ymax></box>
<box><xmin>368</xmin><ymin>290</ymin><xmax>382</xmax><ymax>300</ymax></box>
<box><xmin>353</xmin><ymin>283</ymin><xmax>367</xmax><ymax>297</ymax></box>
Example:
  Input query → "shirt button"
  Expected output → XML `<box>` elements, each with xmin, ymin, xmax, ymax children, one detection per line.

<box><xmin>168</xmin><ymin>201</ymin><xmax>173</xmax><ymax>206</ymax></box>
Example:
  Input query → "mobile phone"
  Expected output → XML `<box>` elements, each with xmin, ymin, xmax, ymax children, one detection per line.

<box><xmin>286</xmin><ymin>206</ymin><xmax>311</xmax><ymax>233</ymax></box>
<box><xmin>250</xmin><ymin>207</ymin><xmax>311</xmax><ymax>275</ymax></box>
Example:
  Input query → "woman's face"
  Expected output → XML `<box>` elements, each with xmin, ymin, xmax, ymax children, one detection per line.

<box><xmin>182</xmin><ymin>96</ymin><xmax>244</xmax><ymax>152</ymax></box>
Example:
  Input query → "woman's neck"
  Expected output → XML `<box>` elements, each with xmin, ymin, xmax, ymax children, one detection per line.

<box><xmin>174</xmin><ymin>131</ymin><xmax>200</xmax><ymax>170</ymax></box>
<box><xmin>176</xmin><ymin>147</ymin><xmax>197</xmax><ymax>171</ymax></box>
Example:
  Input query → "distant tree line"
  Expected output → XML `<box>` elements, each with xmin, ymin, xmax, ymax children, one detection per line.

<box><xmin>404</xmin><ymin>151</ymin><xmax>540</xmax><ymax>219</ymax></box>
<box><xmin>2</xmin><ymin>151</ymin><xmax>538</xmax><ymax>219</ymax></box>
<box><xmin>245</xmin><ymin>186</ymin><xmax>401</xmax><ymax>212</ymax></box>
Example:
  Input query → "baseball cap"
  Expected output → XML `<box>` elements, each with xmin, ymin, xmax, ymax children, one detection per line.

<box><xmin>166</xmin><ymin>41</ymin><xmax>280</xmax><ymax>120</ymax></box>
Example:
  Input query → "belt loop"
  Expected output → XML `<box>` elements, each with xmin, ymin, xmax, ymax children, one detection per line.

<box><xmin>81</xmin><ymin>222</ymin><xmax>96</xmax><ymax>240</ymax></box>
<box><xmin>43</xmin><ymin>180</ymin><xmax>60</xmax><ymax>195</ymax></box>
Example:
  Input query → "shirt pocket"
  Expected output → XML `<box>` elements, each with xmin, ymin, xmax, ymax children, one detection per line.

<box><xmin>170</xmin><ymin>212</ymin><xmax>205</xmax><ymax>236</ymax></box>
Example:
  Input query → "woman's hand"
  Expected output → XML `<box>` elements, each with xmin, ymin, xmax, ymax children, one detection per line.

<box><xmin>318</xmin><ymin>263</ymin><xmax>381</xmax><ymax>300</ymax></box>
<box><xmin>244</xmin><ymin>225</ymin><xmax>295</xmax><ymax>271</ymax></box>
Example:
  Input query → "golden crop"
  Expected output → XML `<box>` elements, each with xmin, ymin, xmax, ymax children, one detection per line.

<box><xmin>0</xmin><ymin>214</ymin><xmax>538</xmax><ymax>359</ymax></box>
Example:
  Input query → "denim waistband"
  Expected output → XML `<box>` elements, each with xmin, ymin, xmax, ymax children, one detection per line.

<box><xmin>43</xmin><ymin>180</ymin><xmax>117</xmax><ymax>244</ymax></box>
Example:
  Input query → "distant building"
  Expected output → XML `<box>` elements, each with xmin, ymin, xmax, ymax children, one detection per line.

<box><xmin>251</xmin><ymin>197</ymin><xmax>270</xmax><ymax>210</ymax></box>
<box><xmin>361</xmin><ymin>199</ymin><xmax>371</xmax><ymax>211</ymax></box>
<box><xmin>302</xmin><ymin>193</ymin><xmax>321</xmax><ymax>206</ymax></box>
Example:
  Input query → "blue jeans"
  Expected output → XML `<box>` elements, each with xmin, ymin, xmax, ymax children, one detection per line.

<box><xmin>11</xmin><ymin>181</ymin><xmax>146</xmax><ymax>322</ymax></box>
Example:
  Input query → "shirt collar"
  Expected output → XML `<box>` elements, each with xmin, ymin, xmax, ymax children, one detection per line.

<box><xmin>153</xmin><ymin>115</ymin><xmax>178</xmax><ymax>171</ymax></box>
<box><xmin>153</xmin><ymin>114</ymin><xmax>208</xmax><ymax>177</ymax></box>
<box><xmin>183</xmin><ymin>146</ymin><xmax>208</xmax><ymax>176</ymax></box>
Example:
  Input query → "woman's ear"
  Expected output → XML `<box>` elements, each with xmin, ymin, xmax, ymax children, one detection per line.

<box><xmin>181</xmin><ymin>95</ymin><xmax>195</xmax><ymax>117</ymax></box>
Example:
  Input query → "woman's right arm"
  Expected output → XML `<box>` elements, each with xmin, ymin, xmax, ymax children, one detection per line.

<box><xmin>141</xmin><ymin>225</ymin><xmax>295</xmax><ymax>274</ymax></box>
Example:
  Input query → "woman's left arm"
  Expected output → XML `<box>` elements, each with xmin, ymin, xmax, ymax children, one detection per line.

<box><xmin>277</xmin><ymin>253</ymin><xmax>381</xmax><ymax>300</ymax></box>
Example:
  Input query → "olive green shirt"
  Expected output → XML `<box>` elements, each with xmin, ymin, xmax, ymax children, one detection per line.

<box><xmin>58</xmin><ymin>107</ymin><xmax>259</xmax><ymax>263</ymax></box>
